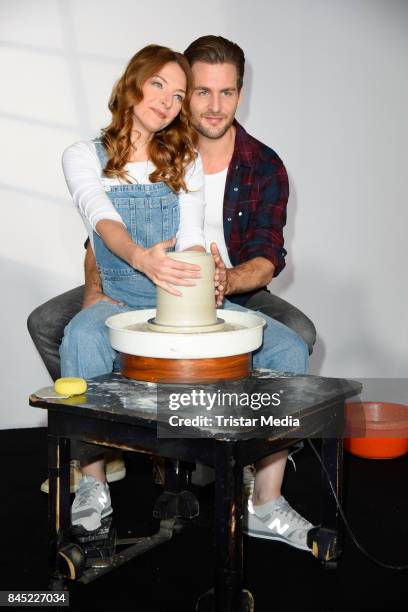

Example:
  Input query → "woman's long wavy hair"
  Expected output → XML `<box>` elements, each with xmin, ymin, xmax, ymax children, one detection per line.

<box><xmin>101</xmin><ymin>45</ymin><xmax>198</xmax><ymax>192</ymax></box>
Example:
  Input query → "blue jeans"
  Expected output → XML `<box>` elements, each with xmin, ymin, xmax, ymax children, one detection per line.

<box><xmin>60</xmin><ymin>299</ymin><xmax>309</xmax><ymax>379</ymax></box>
<box><xmin>60</xmin><ymin>301</ymin><xmax>132</xmax><ymax>379</ymax></box>
<box><xmin>222</xmin><ymin>299</ymin><xmax>308</xmax><ymax>374</ymax></box>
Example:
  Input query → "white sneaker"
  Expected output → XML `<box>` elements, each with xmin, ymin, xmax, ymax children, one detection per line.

<box><xmin>71</xmin><ymin>476</ymin><xmax>112</xmax><ymax>532</ymax></box>
<box><xmin>243</xmin><ymin>495</ymin><xmax>313</xmax><ymax>552</ymax></box>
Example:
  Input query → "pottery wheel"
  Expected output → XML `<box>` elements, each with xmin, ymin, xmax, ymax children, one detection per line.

<box><xmin>106</xmin><ymin>309</ymin><xmax>265</xmax><ymax>359</ymax></box>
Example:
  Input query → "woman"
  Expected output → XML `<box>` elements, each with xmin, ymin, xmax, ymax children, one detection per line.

<box><xmin>60</xmin><ymin>45</ymin><xmax>206</xmax><ymax>532</ymax></box>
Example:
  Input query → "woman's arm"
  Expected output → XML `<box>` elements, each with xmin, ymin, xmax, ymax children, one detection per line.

<box><xmin>62</xmin><ymin>142</ymin><xmax>200</xmax><ymax>295</ymax></box>
<box><xmin>62</xmin><ymin>141</ymin><xmax>125</xmax><ymax>229</ymax></box>
<box><xmin>95</xmin><ymin>221</ymin><xmax>200</xmax><ymax>293</ymax></box>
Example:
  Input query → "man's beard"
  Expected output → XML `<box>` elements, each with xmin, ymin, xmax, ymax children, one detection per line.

<box><xmin>192</xmin><ymin>115</ymin><xmax>234</xmax><ymax>140</ymax></box>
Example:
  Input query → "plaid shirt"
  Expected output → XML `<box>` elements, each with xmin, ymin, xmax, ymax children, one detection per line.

<box><xmin>225</xmin><ymin>121</ymin><xmax>288</xmax><ymax>305</ymax></box>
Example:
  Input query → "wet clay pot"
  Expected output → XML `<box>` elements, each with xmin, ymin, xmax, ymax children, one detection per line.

<box><xmin>154</xmin><ymin>252</ymin><xmax>218</xmax><ymax>329</ymax></box>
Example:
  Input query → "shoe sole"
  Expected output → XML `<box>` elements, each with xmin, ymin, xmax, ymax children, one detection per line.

<box><xmin>41</xmin><ymin>467</ymin><xmax>126</xmax><ymax>494</ymax></box>
<box><xmin>71</xmin><ymin>507</ymin><xmax>113</xmax><ymax>535</ymax></box>
<box><xmin>243</xmin><ymin>527</ymin><xmax>311</xmax><ymax>552</ymax></box>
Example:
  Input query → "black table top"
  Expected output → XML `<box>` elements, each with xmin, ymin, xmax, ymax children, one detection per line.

<box><xmin>30</xmin><ymin>370</ymin><xmax>362</xmax><ymax>442</ymax></box>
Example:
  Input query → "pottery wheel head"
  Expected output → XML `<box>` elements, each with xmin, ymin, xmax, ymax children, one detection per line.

<box><xmin>146</xmin><ymin>317</ymin><xmax>226</xmax><ymax>334</ymax></box>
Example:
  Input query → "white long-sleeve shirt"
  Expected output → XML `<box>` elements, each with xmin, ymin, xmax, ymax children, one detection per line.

<box><xmin>62</xmin><ymin>141</ymin><xmax>206</xmax><ymax>251</ymax></box>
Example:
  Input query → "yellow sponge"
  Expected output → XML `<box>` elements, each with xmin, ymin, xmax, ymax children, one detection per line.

<box><xmin>54</xmin><ymin>377</ymin><xmax>87</xmax><ymax>396</ymax></box>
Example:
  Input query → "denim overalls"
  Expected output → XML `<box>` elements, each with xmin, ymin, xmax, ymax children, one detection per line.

<box><xmin>59</xmin><ymin>139</ymin><xmax>180</xmax><ymax>378</ymax></box>
<box><xmin>92</xmin><ymin>140</ymin><xmax>179</xmax><ymax>308</ymax></box>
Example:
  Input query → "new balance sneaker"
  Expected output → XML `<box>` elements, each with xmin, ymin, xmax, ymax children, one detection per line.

<box><xmin>243</xmin><ymin>495</ymin><xmax>313</xmax><ymax>551</ymax></box>
<box><xmin>41</xmin><ymin>455</ymin><xmax>126</xmax><ymax>494</ymax></box>
<box><xmin>71</xmin><ymin>476</ymin><xmax>112</xmax><ymax>532</ymax></box>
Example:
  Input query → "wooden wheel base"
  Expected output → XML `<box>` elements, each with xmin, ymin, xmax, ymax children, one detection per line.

<box><xmin>121</xmin><ymin>353</ymin><xmax>251</xmax><ymax>383</ymax></box>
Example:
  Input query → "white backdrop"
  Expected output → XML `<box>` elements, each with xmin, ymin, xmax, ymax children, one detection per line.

<box><xmin>0</xmin><ymin>0</ymin><xmax>407</xmax><ymax>428</ymax></box>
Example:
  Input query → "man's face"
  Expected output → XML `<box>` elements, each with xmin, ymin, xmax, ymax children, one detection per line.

<box><xmin>190</xmin><ymin>62</ymin><xmax>241</xmax><ymax>139</ymax></box>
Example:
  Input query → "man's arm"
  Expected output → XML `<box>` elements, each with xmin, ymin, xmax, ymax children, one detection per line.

<box><xmin>212</xmin><ymin>157</ymin><xmax>286</xmax><ymax>303</ymax></box>
<box><xmin>211</xmin><ymin>243</ymin><xmax>275</xmax><ymax>305</ymax></box>
<box><xmin>222</xmin><ymin>146</ymin><xmax>288</xmax><ymax>295</ymax></box>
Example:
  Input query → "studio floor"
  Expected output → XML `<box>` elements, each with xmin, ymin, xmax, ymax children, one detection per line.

<box><xmin>1</xmin><ymin>428</ymin><xmax>407</xmax><ymax>612</ymax></box>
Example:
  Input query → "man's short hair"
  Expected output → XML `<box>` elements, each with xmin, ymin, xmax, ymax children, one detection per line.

<box><xmin>184</xmin><ymin>35</ymin><xmax>245</xmax><ymax>91</ymax></box>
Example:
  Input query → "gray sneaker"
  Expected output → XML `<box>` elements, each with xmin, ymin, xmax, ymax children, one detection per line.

<box><xmin>71</xmin><ymin>475</ymin><xmax>112</xmax><ymax>532</ymax></box>
<box><xmin>243</xmin><ymin>495</ymin><xmax>313</xmax><ymax>551</ymax></box>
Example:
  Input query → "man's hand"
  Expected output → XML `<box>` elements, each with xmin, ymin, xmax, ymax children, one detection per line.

<box><xmin>210</xmin><ymin>243</ymin><xmax>276</xmax><ymax>300</ymax></box>
<box><xmin>210</xmin><ymin>242</ymin><xmax>229</xmax><ymax>306</ymax></box>
<box><xmin>83</xmin><ymin>241</ymin><xmax>123</xmax><ymax>309</ymax></box>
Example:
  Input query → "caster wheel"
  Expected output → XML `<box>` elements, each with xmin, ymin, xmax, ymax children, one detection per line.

<box><xmin>57</xmin><ymin>543</ymin><xmax>85</xmax><ymax>580</ymax></box>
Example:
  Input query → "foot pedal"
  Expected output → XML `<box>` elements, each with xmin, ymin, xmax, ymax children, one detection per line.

<box><xmin>71</xmin><ymin>515</ymin><xmax>113</xmax><ymax>542</ymax></box>
<box><xmin>153</xmin><ymin>490</ymin><xmax>199</xmax><ymax>520</ymax></box>
<box><xmin>307</xmin><ymin>526</ymin><xmax>339</xmax><ymax>561</ymax></box>
<box><xmin>72</xmin><ymin>517</ymin><xmax>116</xmax><ymax>567</ymax></box>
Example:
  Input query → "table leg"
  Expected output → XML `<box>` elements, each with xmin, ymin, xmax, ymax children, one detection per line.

<box><xmin>197</xmin><ymin>441</ymin><xmax>253</xmax><ymax>611</ymax></box>
<box><xmin>309</xmin><ymin>401</ymin><xmax>344</xmax><ymax>565</ymax></box>
<box><xmin>214</xmin><ymin>440</ymin><xmax>243</xmax><ymax>610</ymax></box>
<box><xmin>48</xmin><ymin>434</ymin><xmax>71</xmax><ymax>585</ymax></box>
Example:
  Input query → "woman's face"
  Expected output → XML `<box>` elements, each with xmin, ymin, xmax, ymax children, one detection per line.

<box><xmin>132</xmin><ymin>62</ymin><xmax>187</xmax><ymax>137</ymax></box>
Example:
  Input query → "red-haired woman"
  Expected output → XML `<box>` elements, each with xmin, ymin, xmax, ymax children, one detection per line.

<box><xmin>60</xmin><ymin>45</ymin><xmax>206</xmax><ymax>532</ymax></box>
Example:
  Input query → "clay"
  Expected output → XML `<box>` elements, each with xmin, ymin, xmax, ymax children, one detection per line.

<box><xmin>154</xmin><ymin>252</ymin><xmax>219</xmax><ymax>328</ymax></box>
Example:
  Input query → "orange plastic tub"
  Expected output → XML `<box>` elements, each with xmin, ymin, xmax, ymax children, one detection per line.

<box><xmin>344</xmin><ymin>402</ymin><xmax>408</xmax><ymax>459</ymax></box>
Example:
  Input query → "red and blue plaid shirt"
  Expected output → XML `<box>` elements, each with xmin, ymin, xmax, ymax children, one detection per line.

<box><xmin>224</xmin><ymin>121</ymin><xmax>288</xmax><ymax>305</ymax></box>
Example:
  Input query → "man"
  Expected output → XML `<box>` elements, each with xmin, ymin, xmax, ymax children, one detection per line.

<box><xmin>28</xmin><ymin>36</ymin><xmax>316</xmax><ymax>550</ymax></box>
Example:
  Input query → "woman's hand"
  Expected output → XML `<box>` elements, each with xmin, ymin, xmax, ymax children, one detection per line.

<box><xmin>135</xmin><ymin>238</ymin><xmax>201</xmax><ymax>296</ymax></box>
<box><xmin>210</xmin><ymin>242</ymin><xmax>229</xmax><ymax>306</ymax></box>
<box><xmin>95</xmin><ymin>221</ymin><xmax>201</xmax><ymax>296</ymax></box>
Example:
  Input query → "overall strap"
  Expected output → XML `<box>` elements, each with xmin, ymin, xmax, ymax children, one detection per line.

<box><xmin>92</xmin><ymin>137</ymin><xmax>109</xmax><ymax>175</ymax></box>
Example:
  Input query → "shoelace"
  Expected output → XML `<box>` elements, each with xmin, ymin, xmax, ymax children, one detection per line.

<box><xmin>276</xmin><ymin>503</ymin><xmax>310</xmax><ymax>529</ymax></box>
<box><xmin>249</xmin><ymin>497</ymin><xmax>310</xmax><ymax>530</ymax></box>
<box><xmin>75</xmin><ymin>483</ymin><xmax>102</xmax><ymax>508</ymax></box>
